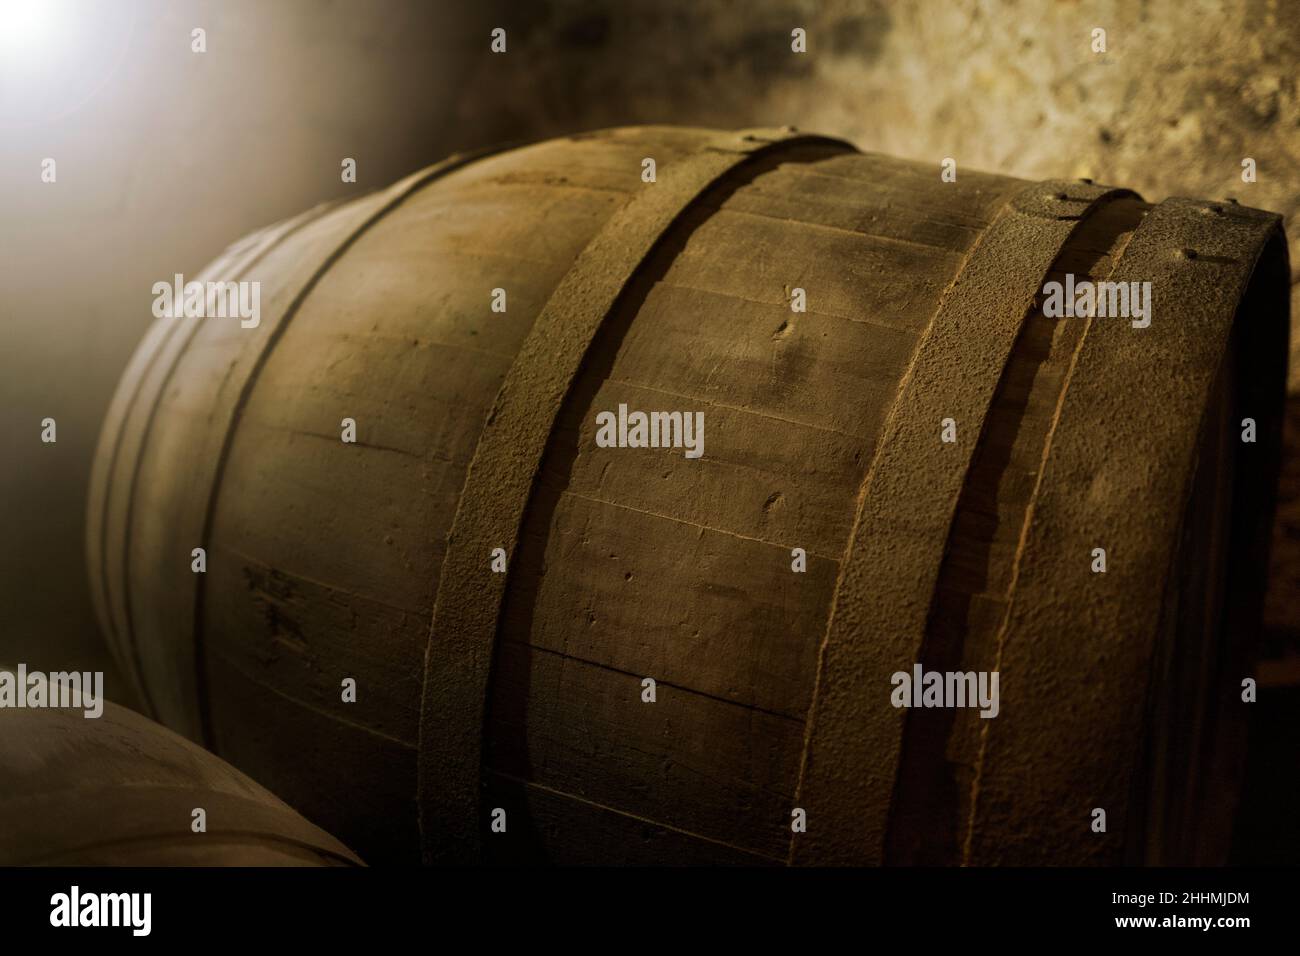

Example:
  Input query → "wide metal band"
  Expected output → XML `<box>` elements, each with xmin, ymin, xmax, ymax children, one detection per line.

<box><xmin>416</xmin><ymin>127</ymin><xmax>855</xmax><ymax>863</ymax></box>
<box><xmin>789</xmin><ymin>179</ymin><xmax>1137</xmax><ymax>865</ymax></box>
<box><xmin>963</xmin><ymin>198</ymin><xmax>1284</xmax><ymax>864</ymax></box>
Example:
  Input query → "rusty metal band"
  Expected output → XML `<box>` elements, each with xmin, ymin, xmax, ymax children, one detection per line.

<box><xmin>416</xmin><ymin>127</ymin><xmax>855</xmax><ymax>864</ymax></box>
<box><xmin>963</xmin><ymin>198</ymin><xmax>1283</xmax><ymax>864</ymax></box>
<box><xmin>789</xmin><ymin>179</ymin><xmax>1139</xmax><ymax>866</ymax></box>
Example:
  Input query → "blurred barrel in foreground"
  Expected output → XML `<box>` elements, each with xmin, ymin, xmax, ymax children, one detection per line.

<box><xmin>0</xmin><ymin>682</ymin><xmax>361</xmax><ymax>865</ymax></box>
<box><xmin>87</xmin><ymin>126</ymin><xmax>1290</xmax><ymax>865</ymax></box>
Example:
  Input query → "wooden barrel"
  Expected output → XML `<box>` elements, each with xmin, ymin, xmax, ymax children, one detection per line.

<box><xmin>0</xmin><ymin>679</ymin><xmax>361</xmax><ymax>865</ymax></box>
<box><xmin>87</xmin><ymin>126</ymin><xmax>1289</xmax><ymax>865</ymax></box>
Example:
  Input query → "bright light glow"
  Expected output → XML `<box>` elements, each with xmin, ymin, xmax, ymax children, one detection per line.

<box><xmin>0</xmin><ymin>0</ymin><xmax>61</xmax><ymax>59</ymax></box>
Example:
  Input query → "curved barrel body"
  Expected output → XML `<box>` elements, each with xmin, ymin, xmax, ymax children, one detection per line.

<box><xmin>87</xmin><ymin>126</ymin><xmax>1290</xmax><ymax>865</ymax></box>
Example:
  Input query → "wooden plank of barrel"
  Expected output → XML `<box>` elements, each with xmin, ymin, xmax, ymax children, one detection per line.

<box><xmin>0</xmin><ymin>682</ymin><xmax>361</xmax><ymax>865</ymax></box>
<box><xmin>86</xmin><ymin>126</ymin><xmax>1289</xmax><ymax>865</ymax></box>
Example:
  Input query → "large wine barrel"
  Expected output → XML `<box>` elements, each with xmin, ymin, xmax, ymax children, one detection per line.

<box><xmin>0</xmin><ymin>675</ymin><xmax>361</xmax><ymax>865</ymax></box>
<box><xmin>87</xmin><ymin>126</ymin><xmax>1289</xmax><ymax>865</ymax></box>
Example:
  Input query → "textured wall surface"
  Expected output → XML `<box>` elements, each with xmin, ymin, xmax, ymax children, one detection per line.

<box><xmin>470</xmin><ymin>0</ymin><xmax>1298</xmax><ymax>288</ymax></box>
